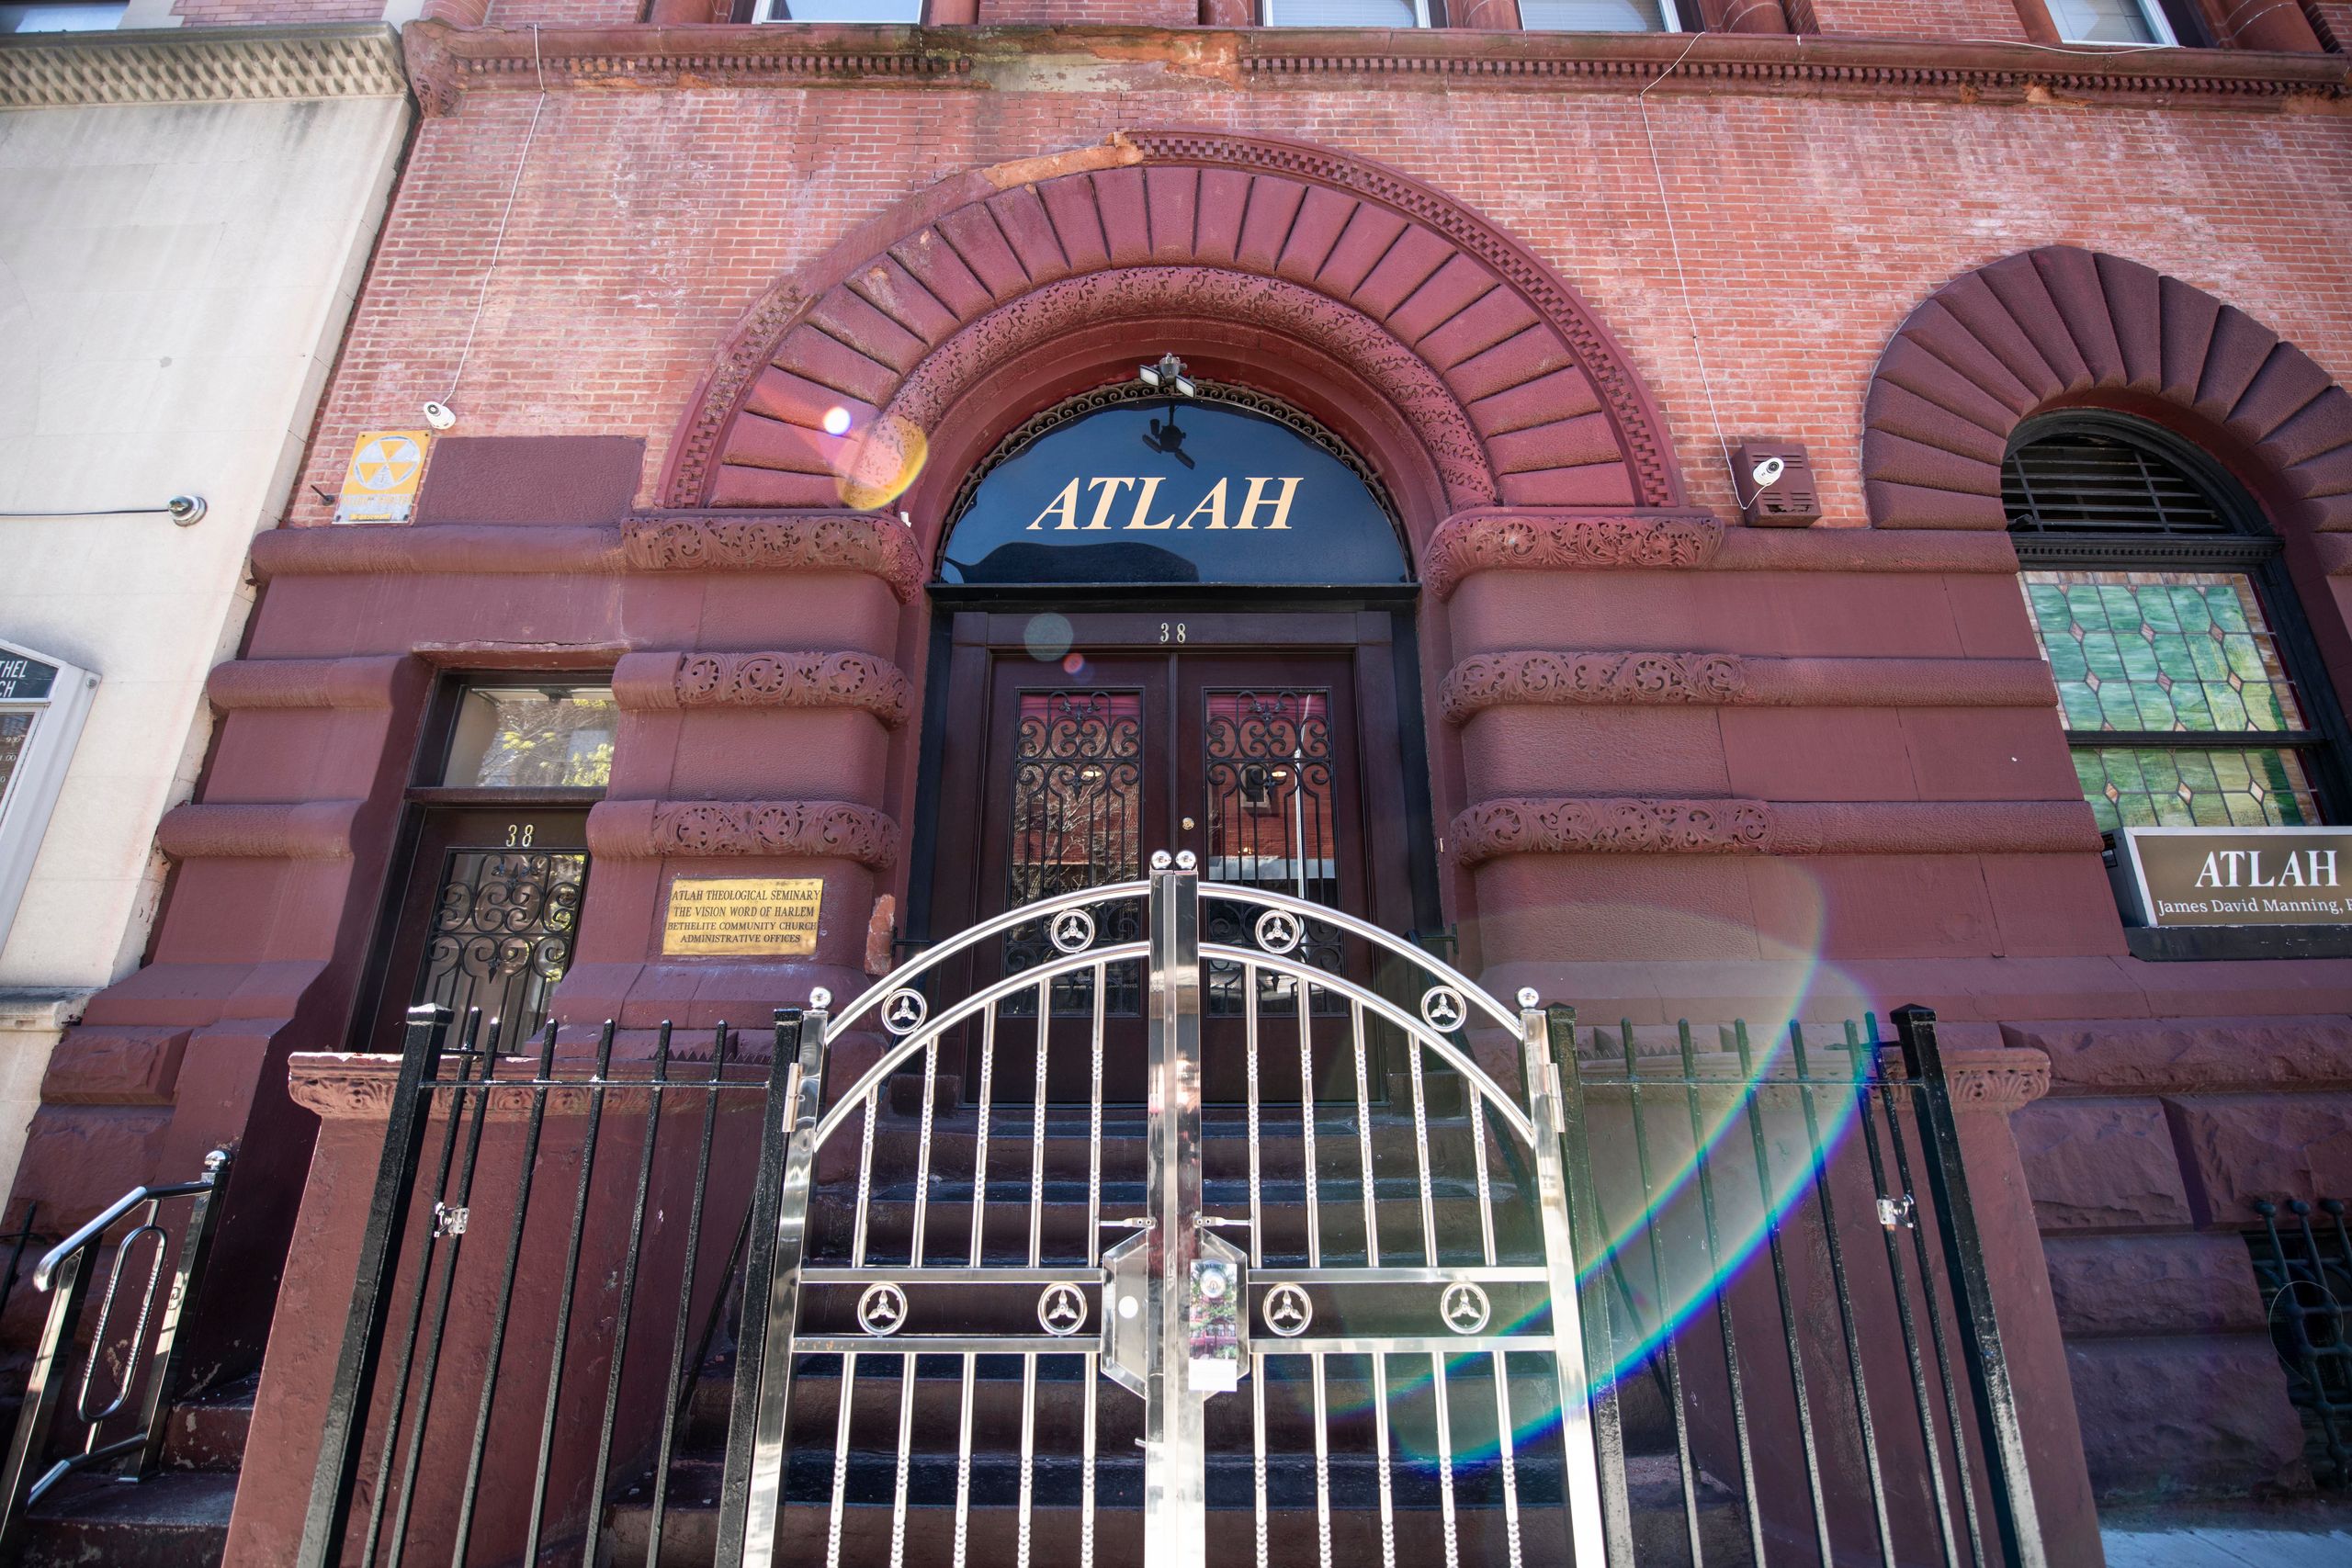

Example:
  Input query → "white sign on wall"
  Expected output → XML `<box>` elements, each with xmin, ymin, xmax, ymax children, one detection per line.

<box><xmin>0</xmin><ymin>637</ymin><xmax>98</xmax><ymax>949</ymax></box>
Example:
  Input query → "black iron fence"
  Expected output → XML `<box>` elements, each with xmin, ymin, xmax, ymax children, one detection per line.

<box><xmin>0</xmin><ymin>1150</ymin><xmax>232</xmax><ymax>1553</ymax></box>
<box><xmin>299</xmin><ymin>1007</ymin><xmax>786</xmax><ymax>1568</ymax></box>
<box><xmin>300</xmin><ymin>998</ymin><xmax>2043</xmax><ymax>1567</ymax></box>
<box><xmin>1550</xmin><ymin>1005</ymin><xmax>2043</xmax><ymax>1568</ymax></box>
<box><xmin>2251</xmin><ymin>1197</ymin><xmax>2351</xmax><ymax>1490</ymax></box>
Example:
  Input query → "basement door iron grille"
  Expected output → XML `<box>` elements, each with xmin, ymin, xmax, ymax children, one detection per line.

<box><xmin>2251</xmin><ymin>1198</ymin><xmax>2352</xmax><ymax>1489</ymax></box>
<box><xmin>299</xmin><ymin>873</ymin><xmax>2055</xmax><ymax>1568</ymax></box>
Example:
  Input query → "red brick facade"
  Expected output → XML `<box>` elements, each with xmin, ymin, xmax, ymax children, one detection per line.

<box><xmin>15</xmin><ymin>9</ymin><xmax>2352</xmax><ymax>1558</ymax></box>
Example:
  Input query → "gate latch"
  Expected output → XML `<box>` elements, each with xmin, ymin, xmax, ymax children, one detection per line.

<box><xmin>432</xmin><ymin>1202</ymin><xmax>469</xmax><ymax>1238</ymax></box>
<box><xmin>1876</xmin><ymin>1194</ymin><xmax>1916</xmax><ymax>1231</ymax></box>
<box><xmin>1188</xmin><ymin>1232</ymin><xmax>1247</xmax><ymax>1395</ymax></box>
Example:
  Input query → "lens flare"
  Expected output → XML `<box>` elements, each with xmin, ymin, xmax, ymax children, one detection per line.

<box><xmin>1062</xmin><ymin>652</ymin><xmax>1087</xmax><ymax>676</ymax></box>
<box><xmin>832</xmin><ymin>410</ymin><xmax>927</xmax><ymax>511</ymax></box>
<box><xmin>821</xmin><ymin>405</ymin><xmax>852</xmax><ymax>436</ymax></box>
<box><xmin>1023</xmin><ymin>613</ymin><xmax>1073</xmax><ymax>663</ymax></box>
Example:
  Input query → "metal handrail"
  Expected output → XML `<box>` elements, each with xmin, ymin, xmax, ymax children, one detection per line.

<box><xmin>0</xmin><ymin>1148</ymin><xmax>232</xmax><ymax>1553</ymax></box>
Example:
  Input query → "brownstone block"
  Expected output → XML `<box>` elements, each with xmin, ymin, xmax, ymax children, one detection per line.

<box><xmin>2065</xmin><ymin>1336</ymin><xmax>2310</xmax><ymax>1499</ymax></box>
<box><xmin>2041</xmin><ymin>1234</ymin><xmax>2270</xmax><ymax>1339</ymax></box>
<box><xmin>2004</xmin><ymin>1019</ymin><xmax>2352</xmax><ymax>1096</ymax></box>
<box><xmin>2011</xmin><ymin>1098</ymin><xmax>2194</xmax><ymax>1231</ymax></box>
<box><xmin>2165</xmin><ymin>1094</ymin><xmax>2352</xmax><ymax>1224</ymax></box>
<box><xmin>36</xmin><ymin>1028</ymin><xmax>190</xmax><ymax>1106</ymax></box>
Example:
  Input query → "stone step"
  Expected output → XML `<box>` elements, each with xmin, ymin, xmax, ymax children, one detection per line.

<box><xmin>163</xmin><ymin>1373</ymin><xmax>256</xmax><ymax>1473</ymax></box>
<box><xmin>13</xmin><ymin>1467</ymin><xmax>235</xmax><ymax>1568</ymax></box>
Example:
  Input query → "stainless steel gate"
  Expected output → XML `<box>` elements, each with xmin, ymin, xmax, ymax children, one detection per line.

<box><xmin>717</xmin><ymin>852</ymin><xmax>1609</xmax><ymax>1568</ymax></box>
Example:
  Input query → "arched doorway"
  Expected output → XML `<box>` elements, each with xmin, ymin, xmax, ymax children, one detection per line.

<box><xmin>913</xmin><ymin>380</ymin><xmax>1443</xmax><ymax>1102</ymax></box>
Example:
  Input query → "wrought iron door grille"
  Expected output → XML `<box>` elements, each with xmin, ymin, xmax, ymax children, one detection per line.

<box><xmin>415</xmin><ymin>848</ymin><xmax>584</xmax><ymax>1043</ymax></box>
<box><xmin>2251</xmin><ymin>1198</ymin><xmax>2351</xmax><ymax>1488</ymax></box>
<box><xmin>1004</xmin><ymin>690</ymin><xmax>1145</xmax><ymax>1017</ymax></box>
<box><xmin>1203</xmin><ymin>689</ymin><xmax>1343</xmax><ymax>1017</ymax></box>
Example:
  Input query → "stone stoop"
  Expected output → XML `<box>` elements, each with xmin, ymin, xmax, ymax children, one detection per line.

<box><xmin>12</xmin><ymin>1372</ymin><xmax>254</xmax><ymax>1568</ymax></box>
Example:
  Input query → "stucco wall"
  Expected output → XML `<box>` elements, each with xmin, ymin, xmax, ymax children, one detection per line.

<box><xmin>0</xmin><ymin>89</ymin><xmax>410</xmax><ymax>1191</ymax></box>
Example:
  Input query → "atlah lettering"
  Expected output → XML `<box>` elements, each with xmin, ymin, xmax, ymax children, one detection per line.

<box><xmin>1025</xmin><ymin>476</ymin><xmax>1303</xmax><ymax>533</ymax></box>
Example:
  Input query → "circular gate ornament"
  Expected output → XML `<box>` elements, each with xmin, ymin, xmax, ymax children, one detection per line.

<box><xmin>1253</xmin><ymin>909</ymin><xmax>1303</xmax><ymax>955</ymax></box>
<box><xmin>880</xmin><ymin>988</ymin><xmax>929</xmax><ymax>1036</ymax></box>
<box><xmin>1440</xmin><ymin>1281</ymin><xmax>1491</xmax><ymax>1336</ymax></box>
<box><xmin>1048</xmin><ymin>908</ymin><xmax>1096</xmax><ymax>954</ymax></box>
<box><xmin>857</xmin><ymin>1282</ymin><xmax>910</xmax><ymax>1337</ymax></box>
<box><xmin>1038</xmin><ymin>1282</ymin><xmax>1089</xmax><ymax>1336</ymax></box>
<box><xmin>1262</xmin><ymin>1282</ymin><xmax>1313</xmax><ymax>1337</ymax></box>
<box><xmin>1419</xmin><ymin>986</ymin><xmax>1468</xmax><ymax>1033</ymax></box>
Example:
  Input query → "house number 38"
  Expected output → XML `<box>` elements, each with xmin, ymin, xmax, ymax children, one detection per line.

<box><xmin>505</xmin><ymin>823</ymin><xmax>535</xmax><ymax>847</ymax></box>
<box><xmin>1159</xmin><ymin>622</ymin><xmax>1186</xmax><ymax>644</ymax></box>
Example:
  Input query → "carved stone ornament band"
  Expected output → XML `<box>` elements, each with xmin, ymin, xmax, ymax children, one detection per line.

<box><xmin>613</xmin><ymin>650</ymin><xmax>911</xmax><ymax>726</ymax></box>
<box><xmin>1439</xmin><ymin>651</ymin><xmax>2059</xmax><ymax>722</ymax></box>
<box><xmin>620</xmin><ymin>514</ymin><xmax>924</xmax><ymax>603</ymax></box>
<box><xmin>1449</xmin><ymin>797</ymin><xmax>2101</xmax><ymax>865</ymax></box>
<box><xmin>1423</xmin><ymin>511</ymin><xmax>1724</xmax><ymax>599</ymax></box>
<box><xmin>587</xmin><ymin>797</ymin><xmax>900</xmax><ymax>870</ymax></box>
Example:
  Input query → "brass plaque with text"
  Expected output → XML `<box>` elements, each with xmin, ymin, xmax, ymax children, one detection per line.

<box><xmin>2120</xmin><ymin>827</ymin><xmax>2352</xmax><ymax>928</ymax></box>
<box><xmin>662</xmin><ymin>876</ymin><xmax>822</xmax><ymax>957</ymax></box>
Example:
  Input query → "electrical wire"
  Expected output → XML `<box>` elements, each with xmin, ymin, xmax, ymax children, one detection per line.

<box><xmin>442</xmin><ymin>24</ymin><xmax>549</xmax><ymax>411</ymax></box>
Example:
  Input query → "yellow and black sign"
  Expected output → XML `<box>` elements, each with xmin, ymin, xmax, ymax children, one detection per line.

<box><xmin>335</xmin><ymin>430</ymin><xmax>431</xmax><ymax>524</ymax></box>
<box><xmin>662</xmin><ymin>876</ymin><xmax>823</xmax><ymax>957</ymax></box>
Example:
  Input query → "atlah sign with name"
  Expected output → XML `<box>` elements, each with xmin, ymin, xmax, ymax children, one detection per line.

<box><xmin>2120</xmin><ymin>826</ymin><xmax>2352</xmax><ymax>927</ymax></box>
<box><xmin>939</xmin><ymin>394</ymin><xmax>1408</xmax><ymax>587</ymax></box>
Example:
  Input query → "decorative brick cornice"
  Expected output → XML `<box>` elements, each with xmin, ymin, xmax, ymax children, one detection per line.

<box><xmin>612</xmin><ymin>649</ymin><xmax>910</xmax><ymax>726</ymax></box>
<box><xmin>587</xmin><ymin>797</ymin><xmax>899</xmax><ymax>869</ymax></box>
<box><xmin>620</xmin><ymin>513</ymin><xmax>924</xmax><ymax>602</ymax></box>
<box><xmin>1424</xmin><ymin>511</ymin><xmax>1724</xmax><ymax>599</ymax></box>
<box><xmin>0</xmin><ymin>23</ymin><xmax>407</xmax><ymax>108</ymax></box>
<box><xmin>1440</xmin><ymin>652</ymin><xmax>2057</xmax><ymax>722</ymax></box>
<box><xmin>1450</xmin><ymin>796</ymin><xmax>2100</xmax><ymax>865</ymax></box>
<box><xmin>397</xmin><ymin>24</ymin><xmax>2348</xmax><ymax>118</ymax></box>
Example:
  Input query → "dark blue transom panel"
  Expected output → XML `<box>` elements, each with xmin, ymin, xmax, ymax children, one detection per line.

<box><xmin>939</xmin><ymin>397</ymin><xmax>1409</xmax><ymax>587</ymax></box>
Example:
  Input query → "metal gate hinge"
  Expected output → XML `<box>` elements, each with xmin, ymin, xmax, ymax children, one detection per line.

<box><xmin>1877</xmin><ymin>1194</ymin><xmax>1916</xmax><ymax>1231</ymax></box>
<box><xmin>432</xmin><ymin>1202</ymin><xmax>469</xmax><ymax>1238</ymax></box>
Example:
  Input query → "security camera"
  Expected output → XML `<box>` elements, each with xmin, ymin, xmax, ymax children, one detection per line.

<box><xmin>166</xmin><ymin>494</ymin><xmax>207</xmax><ymax>526</ymax></box>
<box><xmin>1749</xmin><ymin>455</ymin><xmax>1786</xmax><ymax>490</ymax></box>
<box><xmin>423</xmin><ymin>401</ymin><xmax>458</xmax><ymax>432</ymax></box>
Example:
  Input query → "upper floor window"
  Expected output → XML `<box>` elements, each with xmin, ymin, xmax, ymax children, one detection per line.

<box><xmin>2045</xmin><ymin>0</ymin><xmax>2176</xmax><ymax>44</ymax></box>
<box><xmin>2007</xmin><ymin>415</ymin><xmax>2343</xmax><ymax>832</ymax></box>
<box><xmin>752</xmin><ymin>0</ymin><xmax>922</xmax><ymax>19</ymax></box>
<box><xmin>0</xmin><ymin>3</ymin><xmax>125</xmax><ymax>32</ymax></box>
<box><xmin>1521</xmin><ymin>0</ymin><xmax>1681</xmax><ymax>28</ymax></box>
<box><xmin>1265</xmin><ymin>0</ymin><xmax>1430</xmax><ymax>21</ymax></box>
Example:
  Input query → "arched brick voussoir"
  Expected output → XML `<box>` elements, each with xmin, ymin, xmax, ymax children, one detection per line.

<box><xmin>665</xmin><ymin>131</ymin><xmax>1680</xmax><ymax>512</ymax></box>
<box><xmin>1865</xmin><ymin>244</ymin><xmax>2352</xmax><ymax>534</ymax></box>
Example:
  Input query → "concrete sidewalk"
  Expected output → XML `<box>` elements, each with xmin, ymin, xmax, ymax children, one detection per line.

<box><xmin>2101</xmin><ymin>1498</ymin><xmax>2352</xmax><ymax>1567</ymax></box>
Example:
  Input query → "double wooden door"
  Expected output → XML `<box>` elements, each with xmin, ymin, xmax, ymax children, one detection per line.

<box><xmin>927</xmin><ymin>608</ymin><xmax>1431</xmax><ymax>1101</ymax></box>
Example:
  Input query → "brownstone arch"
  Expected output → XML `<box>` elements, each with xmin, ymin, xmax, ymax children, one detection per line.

<box><xmin>662</xmin><ymin>129</ymin><xmax>1684</xmax><ymax>549</ymax></box>
<box><xmin>1861</xmin><ymin>244</ymin><xmax>2352</xmax><ymax>535</ymax></box>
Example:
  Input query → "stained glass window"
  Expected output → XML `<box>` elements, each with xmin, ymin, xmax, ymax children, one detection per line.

<box><xmin>2019</xmin><ymin>570</ymin><xmax>2318</xmax><ymax>829</ymax></box>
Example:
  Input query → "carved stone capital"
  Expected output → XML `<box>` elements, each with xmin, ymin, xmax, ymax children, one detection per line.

<box><xmin>620</xmin><ymin>513</ymin><xmax>923</xmax><ymax>603</ymax></box>
<box><xmin>1441</xmin><ymin>650</ymin><xmax>1745</xmax><ymax>722</ymax></box>
<box><xmin>615</xmin><ymin>650</ymin><xmax>910</xmax><ymax>726</ymax></box>
<box><xmin>1939</xmin><ymin>1046</ymin><xmax>2054</xmax><ymax>1114</ymax></box>
<box><xmin>1425</xmin><ymin>510</ymin><xmax>1724</xmax><ymax>599</ymax></box>
<box><xmin>587</xmin><ymin>797</ymin><xmax>899</xmax><ymax>870</ymax></box>
<box><xmin>1450</xmin><ymin>797</ymin><xmax>1772</xmax><ymax>866</ymax></box>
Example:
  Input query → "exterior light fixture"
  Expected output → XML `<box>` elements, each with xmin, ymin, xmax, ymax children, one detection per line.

<box><xmin>1137</xmin><ymin>353</ymin><xmax>1196</xmax><ymax>398</ymax></box>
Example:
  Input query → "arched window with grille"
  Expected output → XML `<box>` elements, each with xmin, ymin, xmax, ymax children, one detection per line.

<box><xmin>2007</xmin><ymin>413</ymin><xmax>2349</xmax><ymax>834</ymax></box>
